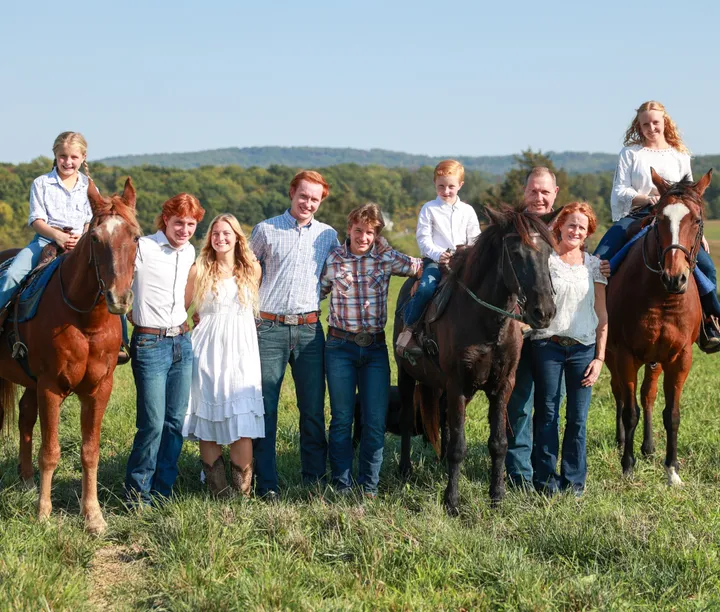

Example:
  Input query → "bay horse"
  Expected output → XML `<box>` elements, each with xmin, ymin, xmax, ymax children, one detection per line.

<box><xmin>393</xmin><ymin>206</ymin><xmax>558</xmax><ymax>514</ymax></box>
<box><xmin>0</xmin><ymin>178</ymin><xmax>139</xmax><ymax>533</ymax></box>
<box><xmin>607</xmin><ymin>168</ymin><xmax>712</xmax><ymax>485</ymax></box>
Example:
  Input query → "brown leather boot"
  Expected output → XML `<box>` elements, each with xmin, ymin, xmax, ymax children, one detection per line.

<box><xmin>202</xmin><ymin>456</ymin><xmax>231</xmax><ymax>498</ymax></box>
<box><xmin>230</xmin><ymin>461</ymin><xmax>253</xmax><ymax>497</ymax></box>
<box><xmin>697</xmin><ymin>315</ymin><xmax>720</xmax><ymax>354</ymax></box>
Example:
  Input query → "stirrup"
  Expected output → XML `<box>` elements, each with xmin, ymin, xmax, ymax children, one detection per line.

<box><xmin>697</xmin><ymin>316</ymin><xmax>720</xmax><ymax>354</ymax></box>
<box><xmin>11</xmin><ymin>341</ymin><xmax>28</xmax><ymax>359</ymax></box>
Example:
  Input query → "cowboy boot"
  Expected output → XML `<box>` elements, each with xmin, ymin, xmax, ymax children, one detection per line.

<box><xmin>396</xmin><ymin>326</ymin><xmax>422</xmax><ymax>358</ymax></box>
<box><xmin>230</xmin><ymin>461</ymin><xmax>253</xmax><ymax>498</ymax></box>
<box><xmin>697</xmin><ymin>315</ymin><xmax>720</xmax><ymax>354</ymax></box>
<box><xmin>202</xmin><ymin>456</ymin><xmax>231</xmax><ymax>498</ymax></box>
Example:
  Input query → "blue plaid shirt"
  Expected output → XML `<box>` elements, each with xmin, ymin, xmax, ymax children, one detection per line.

<box><xmin>251</xmin><ymin>210</ymin><xmax>339</xmax><ymax>314</ymax></box>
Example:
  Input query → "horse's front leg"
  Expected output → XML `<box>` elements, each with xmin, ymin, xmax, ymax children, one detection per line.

<box><xmin>606</xmin><ymin>351</ymin><xmax>625</xmax><ymax>449</ymax></box>
<box><xmin>443</xmin><ymin>386</ymin><xmax>467</xmax><ymax>516</ymax></box>
<box><xmin>79</xmin><ymin>382</ymin><xmax>112</xmax><ymax>534</ymax></box>
<box><xmin>640</xmin><ymin>363</ymin><xmax>662</xmax><ymax>457</ymax></box>
<box><xmin>488</xmin><ymin>389</ymin><xmax>510</xmax><ymax>506</ymax></box>
<box><xmin>397</xmin><ymin>368</ymin><xmax>416</xmax><ymax>479</ymax></box>
<box><xmin>18</xmin><ymin>389</ymin><xmax>38</xmax><ymax>489</ymax></box>
<box><xmin>36</xmin><ymin>386</ymin><xmax>64</xmax><ymax>521</ymax></box>
<box><xmin>662</xmin><ymin>351</ymin><xmax>691</xmax><ymax>487</ymax></box>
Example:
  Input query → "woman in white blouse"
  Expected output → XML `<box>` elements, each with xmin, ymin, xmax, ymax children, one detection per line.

<box><xmin>531</xmin><ymin>202</ymin><xmax>607</xmax><ymax>496</ymax></box>
<box><xmin>594</xmin><ymin>100</ymin><xmax>720</xmax><ymax>351</ymax></box>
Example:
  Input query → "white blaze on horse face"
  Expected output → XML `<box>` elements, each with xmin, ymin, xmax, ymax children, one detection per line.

<box><xmin>103</xmin><ymin>216</ymin><xmax>125</xmax><ymax>236</ymax></box>
<box><xmin>663</xmin><ymin>203</ymin><xmax>690</xmax><ymax>246</ymax></box>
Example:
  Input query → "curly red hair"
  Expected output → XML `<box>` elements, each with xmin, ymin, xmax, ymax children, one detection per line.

<box><xmin>155</xmin><ymin>193</ymin><xmax>206</xmax><ymax>231</ymax></box>
<box><xmin>552</xmin><ymin>201</ymin><xmax>597</xmax><ymax>243</ymax></box>
<box><xmin>289</xmin><ymin>170</ymin><xmax>330</xmax><ymax>200</ymax></box>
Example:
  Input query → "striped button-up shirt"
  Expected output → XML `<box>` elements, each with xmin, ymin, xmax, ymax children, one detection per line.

<box><xmin>251</xmin><ymin>210</ymin><xmax>339</xmax><ymax>315</ymax></box>
<box><xmin>28</xmin><ymin>168</ymin><xmax>92</xmax><ymax>234</ymax></box>
<box><xmin>321</xmin><ymin>237</ymin><xmax>422</xmax><ymax>334</ymax></box>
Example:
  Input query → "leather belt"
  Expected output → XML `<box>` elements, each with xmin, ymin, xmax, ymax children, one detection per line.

<box><xmin>134</xmin><ymin>321</ymin><xmax>190</xmax><ymax>338</ymax></box>
<box><xmin>328</xmin><ymin>327</ymin><xmax>385</xmax><ymax>347</ymax></box>
<box><xmin>550</xmin><ymin>335</ymin><xmax>581</xmax><ymax>347</ymax></box>
<box><xmin>259</xmin><ymin>311</ymin><xmax>319</xmax><ymax>325</ymax></box>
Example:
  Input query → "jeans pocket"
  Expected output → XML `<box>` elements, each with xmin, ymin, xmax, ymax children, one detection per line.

<box><xmin>256</xmin><ymin>319</ymin><xmax>274</xmax><ymax>334</ymax></box>
<box><xmin>325</xmin><ymin>336</ymin><xmax>345</xmax><ymax>349</ymax></box>
<box><xmin>135</xmin><ymin>334</ymin><xmax>160</xmax><ymax>349</ymax></box>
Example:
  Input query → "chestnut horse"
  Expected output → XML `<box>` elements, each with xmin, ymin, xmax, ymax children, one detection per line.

<box><xmin>607</xmin><ymin>169</ymin><xmax>712</xmax><ymax>485</ymax></box>
<box><xmin>0</xmin><ymin>178</ymin><xmax>139</xmax><ymax>533</ymax></box>
<box><xmin>393</xmin><ymin>207</ymin><xmax>558</xmax><ymax>514</ymax></box>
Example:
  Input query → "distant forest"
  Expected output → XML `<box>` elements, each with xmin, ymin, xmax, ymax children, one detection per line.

<box><xmin>1</xmin><ymin>149</ymin><xmax>718</xmax><ymax>250</ymax></box>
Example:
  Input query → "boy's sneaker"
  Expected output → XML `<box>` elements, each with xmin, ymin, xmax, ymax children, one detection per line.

<box><xmin>396</xmin><ymin>328</ymin><xmax>422</xmax><ymax>358</ymax></box>
<box><xmin>698</xmin><ymin>315</ymin><xmax>720</xmax><ymax>354</ymax></box>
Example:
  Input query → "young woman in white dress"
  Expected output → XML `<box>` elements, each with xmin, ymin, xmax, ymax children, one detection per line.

<box><xmin>183</xmin><ymin>213</ymin><xmax>264</xmax><ymax>497</ymax></box>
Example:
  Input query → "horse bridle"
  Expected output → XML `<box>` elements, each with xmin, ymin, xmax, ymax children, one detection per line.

<box><xmin>453</xmin><ymin>232</ymin><xmax>546</xmax><ymax>322</ymax></box>
<box><xmin>642</xmin><ymin>211</ymin><xmax>704</xmax><ymax>276</ymax></box>
<box><xmin>58</xmin><ymin>217</ymin><xmax>113</xmax><ymax>314</ymax></box>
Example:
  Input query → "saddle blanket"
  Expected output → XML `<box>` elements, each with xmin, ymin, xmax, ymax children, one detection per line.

<box><xmin>1</xmin><ymin>257</ymin><xmax>63</xmax><ymax>323</ymax></box>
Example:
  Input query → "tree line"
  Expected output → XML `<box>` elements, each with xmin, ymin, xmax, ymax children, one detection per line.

<box><xmin>1</xmin><ymin>150</ymin><xmax>719</xmax><ymax>250</ymax></box>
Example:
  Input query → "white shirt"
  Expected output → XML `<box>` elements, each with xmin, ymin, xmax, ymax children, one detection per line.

<box><xmin>416</xmin><ymin>197</ymin><xmax>481</xmax><ymax>262</ymax></box>
<box><xmin>534</xmin><ymin>252</ymin><xmax>607</xmax><ymax>346</ymax></box>
<box><xmin>610</xmin><ymin>145</ymin><xmax>692</xmax><ymax>221</ymax></box>
<box><xmin>132</xmin><ymin>230</ymin><xmax>196</xmax><ymax>328</ymax></box>
<box><xmin>27</xmin><ymin>168</ymin><xmax>92</xmax><ymax>234</ymax></box>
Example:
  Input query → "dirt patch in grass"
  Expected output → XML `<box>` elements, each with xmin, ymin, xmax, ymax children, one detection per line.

<box><xmin>88</xmin><ymin>544</ymin><xmax>145</xmax><ymax>611</ymax></box>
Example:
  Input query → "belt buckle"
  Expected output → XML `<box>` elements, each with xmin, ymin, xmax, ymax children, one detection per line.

<box><xmin>165</xmin><ymin>325</ymin><xmax>181</xmax><ymax>337</ymax></box>
<box><xmin>284</xmin><ymin>314</ymin><xmax>299</xmax><ymax>326</ymax></box>
<box><xmin>354</xmin><ymin>331</ymin><xmax>373</xmax><ymax>347</ymax></box>
<box><xmin>559</xmin><ymin>336</ymin><xmax>574</xmax><ymax>347</ymax></box>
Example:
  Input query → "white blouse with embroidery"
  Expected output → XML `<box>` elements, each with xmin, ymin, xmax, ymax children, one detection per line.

<box><xmin>610</xmin><ymin>145</ymin><xmax>692</xmax><ymax>221</ymax></box>
<box><xmin>533</xmin><ymin>252</ymin><xmax>607</xmax><ymax>346</ymax></box>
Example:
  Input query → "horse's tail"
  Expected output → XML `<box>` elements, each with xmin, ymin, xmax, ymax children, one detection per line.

<box><xmin>0</xmin><ymin>378</ymin><xmax>17</xmax><ymax>437</ymax></box>
<box><xmin>417</xmin><ymin>384</ymin><xmax>441</xmax><ymax>457</ymax></box>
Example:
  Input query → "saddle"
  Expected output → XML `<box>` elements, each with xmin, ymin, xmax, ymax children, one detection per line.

<box><xmin>406</xmin><ymin>270</ymin><xmax>456</xmax><ymax>358</ymax></box>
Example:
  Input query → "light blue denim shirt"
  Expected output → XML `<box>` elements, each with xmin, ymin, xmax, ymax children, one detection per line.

<box><xmin>251</xmin><ymin>210</ymin><xmax>339</xmax><ymax>315</ymax></box>
<box><xmin>27</xmin><ymin>168</ymin><xmax>92</xmax><ymax>233</ymax></box>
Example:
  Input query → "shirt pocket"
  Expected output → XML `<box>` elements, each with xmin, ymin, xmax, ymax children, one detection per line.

<box><xmin>368</xmin><ymin>269</ymin><xmax>386</xmax><ymax>292</ymax></box>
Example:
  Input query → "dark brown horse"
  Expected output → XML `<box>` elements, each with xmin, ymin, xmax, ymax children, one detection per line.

<box><xmin>393</xmin><ymin>207</ymin><xmax>558</xmax><ymax>514</ymax></box>
<box><xmin>607</xmin><ymin>169</ymin><xmax>712</xmax><ymax>485</ymax></box>
<box><xmin>0</xmin><ymin>179</ymin><xmax>139</xmax><ymax>533</ymax></box>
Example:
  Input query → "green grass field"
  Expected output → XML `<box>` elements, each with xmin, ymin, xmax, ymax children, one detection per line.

<box><xmin>2</xmin><ymin>277</ymin><xmax>720</xmax><ymax>610</ymax></box>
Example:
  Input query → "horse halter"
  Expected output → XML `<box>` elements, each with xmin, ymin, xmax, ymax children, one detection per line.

<box><xmin>642</xmin><ymin>208</ymin><xmax>704</xmax><ymax>276</ymax></box>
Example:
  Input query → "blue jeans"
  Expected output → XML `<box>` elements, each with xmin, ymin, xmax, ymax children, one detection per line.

<box><xmin>325</xmin><ymin>335</ymin><xmax>390</xmax><ymax>494</ymax></box>
<box><xmin>125</xmin><ymin>332</ymin><xmax>193</xmax><ymax>505</ymax></box>
<box><xmin>0</xmin><ymin>234</ymin><xmax>50</xmax><ymax>308</ymax></box>
<box><xmin>403</xmin><ymin>259</ymin><xmax>441</xmax><ymax>325</ymax></box>
<box><xmin>254</xmin><ymin>319</ymin><xmax>327</xmax><ymax>495</ymax></box>
<box><xmin>505</xmin><ymin>339</ymin><xmax>534</xmax><ymax>486</ymax></box>
<box><xmin>531</xmin><ymin>339</ymin><xmax>595</xmax><ymax>494</ymax></box>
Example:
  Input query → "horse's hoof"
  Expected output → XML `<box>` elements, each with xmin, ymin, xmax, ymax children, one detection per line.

<box><xmin>85</xmin><ymin>513</ymin><xmax>108</xmax><ymax>535</ymax></box>
<box><xmin>641</xmin><ymin>444</ymin><xmax>655</xmax><ymax>458</ymax></box>
<box><xmin>21</xmin><ymin>478</ymin><xmax>36</xmax><ymax>492</ymax></box>
<box><xmin>622</xmin><ymin>468</ymin><xmax>634</xmax><ymax>479</ymax></box>
<box><xmin>398</xmin><ymin>463</ymin><xmax>413</xmax><ymax>480</ymax></box>
<box><xmin>37</xmin><ymin>501</ymin><xmax>52</xmax><ymax>521</ymax></box>
<box><xmin>444</xmin><ymin>503</ymin><xmax>460</xmax><ymax>517</ymax></box>
<box><xmin>665</xmin><ymin>466</ymin><xmax>683</xmax><ymax>487</ymax></box>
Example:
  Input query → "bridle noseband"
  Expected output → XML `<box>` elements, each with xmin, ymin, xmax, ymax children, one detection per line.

<box><xmin>642</xmin><ymin>207</ymin><xmax>704</xmax><ymax>276</ymax></box>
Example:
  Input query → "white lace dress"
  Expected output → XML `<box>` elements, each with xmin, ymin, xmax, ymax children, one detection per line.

<box><xmin>183</xmin><ymin>277</ymin><xmax>265</xmax><ymax>444</ymax></box>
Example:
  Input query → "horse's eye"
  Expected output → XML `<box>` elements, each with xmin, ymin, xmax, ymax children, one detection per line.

<box><xmin>133</xmin><ymin>236</ymin><xmax>140</xmax><ymax>243</ymax></box>
<box><xmin>91</xmin><ymin>234</ymin><xmax>100</xmax><ymax>243</ymax></box>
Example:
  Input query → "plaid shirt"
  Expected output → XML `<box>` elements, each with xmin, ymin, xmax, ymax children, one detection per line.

<box><xmin>321</xmin><ymin>237</ymin><xmax>422</xmax><ymax>334</ymax></box>
<box><xmin>251</xmin><ymin>210</ymin><xmax>339</xmax><ymax>314</ymax></box>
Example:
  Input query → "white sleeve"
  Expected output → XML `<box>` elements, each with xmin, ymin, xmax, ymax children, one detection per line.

<box><xmin>465</xmin><ymin>206</ymin><xmax>481</xmax><ymax>244</ymax></box>
<box><xmin>610</xmin><ymin>148</ymin><xmax>638</xmax><ymax>222</ymax></box>
<box><xmin>681</xmin><ymin>153</ymin><xmax>693</xmax><ymax>182</ymax></box>
<box><xmin>416</xmin><ymin>204</ymin><xmax>444</xmax><ymax>261</ymax></box>
<box><xmin>27</xmin><ymin>178</ymin><xmax>47</xmax><ymax>226</ymax></box>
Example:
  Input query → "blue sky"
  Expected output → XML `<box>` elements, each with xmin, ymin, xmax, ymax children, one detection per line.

<box><xmin>2</xmin><ymin>0</ymin><xmax>718</xmax><ymax>163</ymax></box>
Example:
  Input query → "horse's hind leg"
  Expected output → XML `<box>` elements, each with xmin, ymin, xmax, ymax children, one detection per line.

<box><xmin>487</xmin><ymin>393</ymin><xmax>508</xmax><ymax>506</ymax></box>
<box><xmin>606</xmin><ymin>351</ymin><xmax>625</xmax><ymax>449</ymax></box>
<box><xmin>18</xmin><ymin>389</ymin><xmax>38</xmax><ymax>489</ymax></box>
<box><xmin>617</xmin><ymin>355</ymin><xmax>641</xmax><ymax>476</ymax></box>
<box><xmin>36</xmin><ymin>388</ymin><xmax>63</xmax><ymax>521</ymax></box>
<box><xmin>397</xmin><ymin>368</ymin><xmax>416</xmax><ymax>479</ymax></box>
<box><xmin>662</xmin><ymin>352</ymin><xmax>691</xmax><ymax>487</ymax></box>
<box><xmin>79</xmin><ymin>388</ymin><xmax>110</xmax><ymax>534</ymax></box>
<box><xmin>640</xmin><ymin>363</ymin><xmax>662</xmax><ymax>457</ymax></box>
<box><xmin>444</xmin><ymin>386</ymin><xmax>467</xmax><ymax>516</ymax></box>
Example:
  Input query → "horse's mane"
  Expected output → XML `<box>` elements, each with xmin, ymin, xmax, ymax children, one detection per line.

<box><xmin>660</xmin><ymin>175</ymin><xmax>705</xmax><ymax>216</ymax></box>
<box><xmin>453</xmin><ymin>205</ymin><xmax>556</xmax><ymax>277</ymax></box>
<box><xmin>92</xmin><ymin>193</ymin><xmax>141</xmax><ymax>232</ymax></box>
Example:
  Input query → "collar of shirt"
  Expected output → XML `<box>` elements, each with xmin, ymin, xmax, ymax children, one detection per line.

<box><xmin>433</xmin><ymin>196</ymin><xmax>461</xmax><ymax>208</ymax></box>
<box><xmin>47</xmin><ymin>167</ymin><xmax>89</xmax><ymax>194</ymax></box>
<box><xmin>282</xmin><ymin>209</ymin><xmax>316</xmax><ymax>229</ymax></box>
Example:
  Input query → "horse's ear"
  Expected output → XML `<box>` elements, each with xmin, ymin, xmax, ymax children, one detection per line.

<box><xmin>694</xmin><ymin>169</ymin><xmax>712</xmax><ymax>198</ymax></box>
<box><xmin>539</xmin><ymin>206</ymin><xmax>563</xmax><ymax>227</ymax></box>
<box><xmin>484</xmin><ymin>205</ymin><xmax>503</xmax><ymax>226</ymax></box>
<box><xmin>122</xmin><ymin>177</ymin><xmax>136</xmax><ymax>210</ymax></box>
<box><xmin>87</xmin><ymin>179</ymin><xmax>104</xmax><ymax>214</ymax></box>
<box><xmin>650</xmin><ymin>167</ymin><xmax>671</xmax><ymax>196</ymax></box>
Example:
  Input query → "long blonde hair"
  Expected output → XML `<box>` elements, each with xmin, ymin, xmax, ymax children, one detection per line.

<box><xmin>623</xmin><ymin>101</ymin><xmax>689</xmax><ymax>154</ymax></box>
<box><xmin>193</xmin><ymin>214</ymin><xmax>259</xmax><ymax>313</ymax></box>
